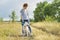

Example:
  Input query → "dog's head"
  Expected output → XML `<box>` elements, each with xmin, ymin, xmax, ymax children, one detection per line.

<box><xmin>24</xmin><ymin>22</ymin><xmax>29</xmax><ymax>27</ymax></box>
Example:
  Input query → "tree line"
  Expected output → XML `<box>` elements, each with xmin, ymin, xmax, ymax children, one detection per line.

<box><xmin>0</xmin><ymin>11</ymin><xmax>17</xmax><ymax>22</ymax></box>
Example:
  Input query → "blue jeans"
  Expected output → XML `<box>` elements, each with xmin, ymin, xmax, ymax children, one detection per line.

<box><xmin>21</xmin><ymin>20</ymin><xmax>31</xmax><ymax>34</ymax></box>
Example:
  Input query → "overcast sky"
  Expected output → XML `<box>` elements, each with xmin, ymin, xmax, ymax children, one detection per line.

<box><xmin>0</xmin><ymin>0</ymin><xmax>53</xmax><ymax>20</ymax></box>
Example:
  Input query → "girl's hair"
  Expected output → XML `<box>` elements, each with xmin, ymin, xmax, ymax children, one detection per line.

<box><xmin>23</xmin><ymin>3</ymin><xmax>28</xmax><ymax>7</ymax></box>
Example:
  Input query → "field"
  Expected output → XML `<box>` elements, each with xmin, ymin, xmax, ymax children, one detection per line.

<box><xmin>0</xmin><ymin>22</ymin><xmax>60</xmax><ymax>40</ymax></box>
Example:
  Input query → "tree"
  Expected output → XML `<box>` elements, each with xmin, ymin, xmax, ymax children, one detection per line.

<box><xmin>34</xmin><ymin>1</ymin><xmax>49</xmax><ymax>22</ymax></box>
<box><xmin>34</xmin><ymin>0</ymin><xmax>60</xmax><ymax>22</ymax></box>
<box><xmin>9</xmin><ymin>11</ymin><xmax>17</xmax><ymax>22</ymax></box>
<box><xmin>53</xmin><ymin>0</ymin><xmax>60</xmax><ymax>22</ymax></box>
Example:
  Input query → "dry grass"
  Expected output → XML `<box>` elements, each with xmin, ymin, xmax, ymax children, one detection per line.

<box><xmin>0</xmin><ymin>22</ymin><xmax>60</xmax><ymax>40</ymax></box>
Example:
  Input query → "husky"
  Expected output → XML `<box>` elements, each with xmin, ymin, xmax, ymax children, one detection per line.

<box><xmin>23</xmin><ymin>22</ymin><xmax>31</xmax><ymax>36</ymax></box>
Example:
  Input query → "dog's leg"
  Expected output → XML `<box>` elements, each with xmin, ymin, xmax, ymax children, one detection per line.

<box><xmin>26</xmin><ymin>26</ymin><xmax>31</xmax><ymax>36</ymax></box>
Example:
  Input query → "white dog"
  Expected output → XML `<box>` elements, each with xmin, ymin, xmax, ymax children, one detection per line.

<box><xmin>23</xmin><ymin>22</ymin><xmax>30</xmax><ymax>36</ymax></box>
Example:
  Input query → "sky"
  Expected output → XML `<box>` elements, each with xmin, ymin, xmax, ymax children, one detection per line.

<box><xmin>0</xmin><ymin>0</ymin><xmax>53</xmax><ymax>21</ymax></box>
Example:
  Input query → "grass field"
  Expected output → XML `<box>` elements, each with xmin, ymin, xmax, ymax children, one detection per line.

<box><xmin>0</xmin><ymin>22</ymin><xmax>60</xmax><ymax>40</ymax></box>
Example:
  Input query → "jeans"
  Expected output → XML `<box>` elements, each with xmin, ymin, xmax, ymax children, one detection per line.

<box><xmin>21</xmin><ymin>20</ymin><xmax>31</xmax><ymax>34</ymax></box>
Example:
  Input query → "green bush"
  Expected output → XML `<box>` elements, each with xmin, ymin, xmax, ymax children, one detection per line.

<box><xmin>45</xmin><ymin>16</ymin><xmax>55</xmax><ymax>22</ymax></box>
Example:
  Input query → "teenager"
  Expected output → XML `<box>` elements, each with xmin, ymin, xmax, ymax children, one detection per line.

<box><xmin>20</xmin><ymin>3</ymin><xmax>31</xmax><ymax>35</ymax></box>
